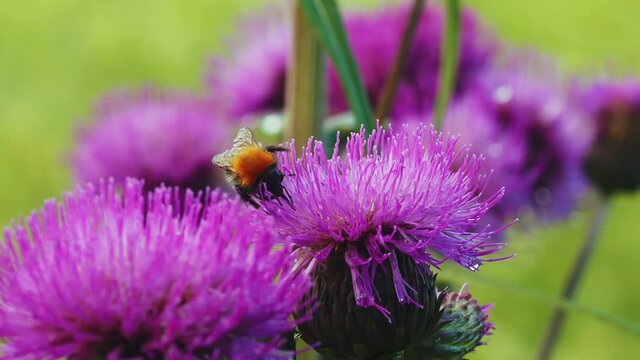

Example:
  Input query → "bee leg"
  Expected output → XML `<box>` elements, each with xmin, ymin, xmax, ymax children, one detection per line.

<box><xmin>236</xmin><ymin>185</ymin><xmax>260</xmax><ymax>208</ymax></box>
<box><xmin>266</xmin><ymin>145</ymin><xmax>288</xmax><ymax>153</ymax></box>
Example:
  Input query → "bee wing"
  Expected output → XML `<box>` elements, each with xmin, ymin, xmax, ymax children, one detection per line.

<box><xmin>232</xmin><ymin>127</ymin><xmax>260</xmax><ymax>148</ymax></box>
<box><xmin>212</xmin><ymin>127</ymin><xmax>260</xmax><ymax>170</ymax></box>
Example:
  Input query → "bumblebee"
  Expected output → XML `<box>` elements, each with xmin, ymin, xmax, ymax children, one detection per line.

<box><xmin>212</xmin><ymin>127</ymin><xmax>290</xmax><ymax>208</ymax></box>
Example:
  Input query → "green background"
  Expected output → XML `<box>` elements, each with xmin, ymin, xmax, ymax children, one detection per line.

<box><xmin>1</xmin><ymin>0</ymin><xmax>639</xmax><ymax>358</ymax></box>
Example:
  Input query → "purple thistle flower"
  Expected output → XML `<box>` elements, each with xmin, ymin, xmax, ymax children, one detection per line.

<box><xmin>206</xmin><ymin>8</ymin><xmax>290</xmax><ymax>121</ymax></box>
<box><xmin>328</xmin><ymin>4</ymin><xmax>496</xmax><ymax>121</ymax></box>
<box><xmin>72</xmin><ymin>87</ymin><xmax>229</xmax><ymax>193</ymax></box>
<box><xmin>206</xmin><ymin>4</ymin><xmax>495</xmax><ymax>122</ymax></box>
<box><xmin>581</xmin><ymin>79</ymin><xmax>640</xmax><ymax>194</ymax></box>
<box><xmin>264</xmin><ymin>123</ymin><xmax>506</xmax><ymax>313</ymax></box>
<box><xmin>441</xmin><ymin>64</ymin><xmax>590</xmax><ymax>221</ymax></box>
<box><xmin>0</xmin><ymin>179</ymin><xmax>311</xmax><ymax>359</ymax></box>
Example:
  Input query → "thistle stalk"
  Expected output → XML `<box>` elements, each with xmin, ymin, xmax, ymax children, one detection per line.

<box><xmin>285</xmin><ymin>1</ymin><xmax>326</xmax><ymax>151</ymax></box>
<box><xmin>538</xmin><ymin>193</ymin><xmax>610</xmax><ymax>360</ymax></box>
<box><xmin>375</xmin><ymin>0</ymin><xmax>427</xmax><ymax>123</ymax></box>
<box><xmin>433</xmin><ymin>0</ymin><xmax>460</xmax><ymax>131</ymax></box>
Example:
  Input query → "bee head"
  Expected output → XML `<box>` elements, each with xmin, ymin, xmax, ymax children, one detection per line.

<box><xmin>261</xmin><ymin>167</ymin><xmax>286</xmax><ymax>198</ymax></box>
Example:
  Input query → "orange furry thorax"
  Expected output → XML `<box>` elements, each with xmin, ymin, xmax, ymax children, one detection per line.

<box><xmin>231</xmin><ymin>146</ymin><xmax>277</xmax><ymax>188</ymax></box>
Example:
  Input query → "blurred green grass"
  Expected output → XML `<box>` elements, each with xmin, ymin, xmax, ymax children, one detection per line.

<box><xmin>1</xmin><ymin>0</ymin><xmax>639</xmax><ymax>358</ymax></box>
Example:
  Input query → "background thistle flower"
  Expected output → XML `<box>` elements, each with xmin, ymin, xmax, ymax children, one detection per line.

<box><xmin>582</xmin><ymin>80</ymin><xmax>640</xmax><ymax>195</ymax></box>
<box><xmin>406</xmin><ymin>286</ymin><xmax>494</xmax><ymax>359</ymax></box>
<box><xmin>0</xmin><ymin>179</ymin><xmax>311</xmax><ymax>359</ymax></box>
<box><xmin>206</xmin><ymin>8</ymin><xmax>291</xmax><ymax>121</ymax></box>
<box><xmin>328</xmin><ymin>4</ymin><xmax>496</xmax><ymax>122</ymax></box>
<box><xmin>207</xmin><ymin>4</ymin><xmax>495</xmax><ymax>123</ymax></box>
<box><xmin>72</xmin><ymin>87</ymin><xmax>229</xmax><ymax>193</ymax></box>
<box><xmin>442</xmin><ymin>65</ymin><xmax>590</xmax><ymax>222</ymax></box>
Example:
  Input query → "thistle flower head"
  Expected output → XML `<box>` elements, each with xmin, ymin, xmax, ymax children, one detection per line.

<box><xmin>582</xmin><ymin>79</ymin><xmax>640</xmax><ymax>194</ymax></box>
<box><xmin>443</xmin><ymin>64</ymin><xmax>590</xmax><ymax>221</ymax></box>
<box><xmin>0</xmin><ymin>179</ymin><xmax>310</xmax><ymax>359</ymax></box>
<box><xmin>72</xmin><ymin>88</ymin><xmax>227</xmax><ymax>192</ymax></box>
<box><xmin>407</xmin><ymin>286</ymin><xmax>494</xmax><ymax>359</ymax></box>
<box><xmin>206</xmin><ymin>9</ymin><xmax>290</xmax><ymax>121</ymax></box>
<box><xmin>265</xmin><ymin>123</ymin><xmax>506</xmax><ymax>314</ymax></box>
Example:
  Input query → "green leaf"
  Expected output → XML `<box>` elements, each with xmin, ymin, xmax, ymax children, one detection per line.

<box><xmin>433</xmin><ymin>0</ymin><xmax>461</xmax><ymax>131</ymax></box>
<box><xmin>299</xmin><ymin>0</ymin><xmax>374</xmax><ymax>134</ymax></box>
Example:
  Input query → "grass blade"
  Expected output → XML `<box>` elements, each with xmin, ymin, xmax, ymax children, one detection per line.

<box><xmin>299</xmin><ymin>0</ymin><xmax>374</xmax><ymax>134</ymax></box>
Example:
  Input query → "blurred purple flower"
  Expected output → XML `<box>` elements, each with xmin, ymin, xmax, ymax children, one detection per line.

<box><xmin>581</xmin><ymin>79</ymin><xmax>640</xmax><ymax>194</ymax></box>
<box><xmin>329</xmin><ymin>4</ymin><xmax>496</xmax><ymax>121</ymax></box>
<box><xmin>72</xmin><ymin>88</ymin><xmax>228</xmax><ymax>193</ymax></box>
<box><xmin>264</xmin><ymin>123</ymin><xmax>506</xmax><ymax>313</ymax></box>
<box><xmin>442</xmin><ymin>64</ymin><xmax>590</xmax><ymax>221</ymax></box>
<box><xmin>206</xmin><ymin>4</ymin><xmax>495</xmax><ymax>122</ymax></box>
<box><xmin>206</xmin><ymin>8</ymin><xmax>290</xmax><ymax>121</ymax></box>
<box><xmin>0</xmin><ymin>179</ymin><xmax>311</xmax><ymax>359</ymax></box>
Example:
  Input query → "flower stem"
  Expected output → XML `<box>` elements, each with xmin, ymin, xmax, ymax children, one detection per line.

<box><xmin>285</xmin><ymin>1</ymin><xmax>327</xmax><ymax>151</ymax></box>
<box><xmin>537</xmin><ymin>194</ymin><xmax>610</xmax><ymax>360</ymax></box>
<box><xmin>375</xmin><ymin>0</ymin><xmax>427</xmax><ymax>123</ymax></box>
<box><xmin>433</xmin><ymin>0</ymin><xmax>460</xmax><ymax>131</ymax></box>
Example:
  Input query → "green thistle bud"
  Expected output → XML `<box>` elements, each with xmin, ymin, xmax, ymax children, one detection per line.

<box><xmin>406</xmin><ymin>286</ymin><xmax>493</xmax><ymax>359</ymax></box>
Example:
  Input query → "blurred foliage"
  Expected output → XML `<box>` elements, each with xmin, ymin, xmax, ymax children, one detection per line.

<box><xmin>1</xmin><ymin>0</ymin><xmax>639</xmax><ymax>358</ymax></box>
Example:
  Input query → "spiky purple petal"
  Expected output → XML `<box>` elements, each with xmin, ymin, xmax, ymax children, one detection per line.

<box><xmin>0</xmin><ymin>179</ymin><xmax>311</xmax><ymax>359</ymax></box>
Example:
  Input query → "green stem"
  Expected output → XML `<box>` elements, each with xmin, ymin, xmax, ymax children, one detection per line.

<box><xmin>375</xmin><ymin>0</ymin><xmax>427</xmax><ymax>123</ymax></box>
<box><xmin>433</xmin><ymin>0</ymin><xmax>460</xmax><ymax>131</ymax></box>
<box><xmin>299</xmin><ymin>0</ymin><xmax>374</xmax><ymax>133</ymax></box>
<box><xmin>285</xmin><ymin>1</ymin><xmax>327</xmax><ymax>151</ymax></box>
<box><xmin>537</xmin><ymin>194</ymin><xmax>610</xmax><ymax>360</ymax></box>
